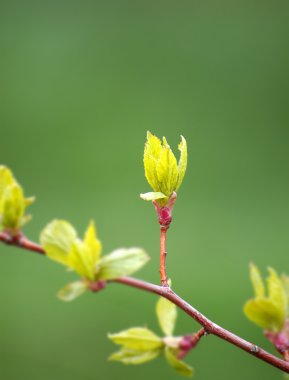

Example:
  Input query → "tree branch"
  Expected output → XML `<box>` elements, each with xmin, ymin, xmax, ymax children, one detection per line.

<box><xmin>1</xmin><ymin>232</ymin><xmax>289</xmax><ymax>373</ymax></box>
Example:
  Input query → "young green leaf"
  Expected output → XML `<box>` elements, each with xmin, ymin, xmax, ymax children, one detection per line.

<box><xmin>156</xmin><ymin>137</ymin><xmax>178</xmax><ymax>197</ymax></box>
<box><xmin>0</xmin><ymin>166</ymin><xmax>34</xmax><ymax>230</ymax></box>
<box><xmin>57</xmin><ymin>281</ymin><xmax>87</xmax><ymax>302</ymax></box>
<box><xmin>1</xmin><ymin>184</ymin><xmax>25</xmax><ymax>229</ymax></box>
<box><xmin>176</xmin><ymin>136</ymin><xmax>187</xmax><ymax>191</ymax></box>
<box><xmin>281</xmin><ymin>275</ymin><xmax>289</xmax><ymax>315</ymax></box>
<box><xmin>144</xmin><ymin>131</ymin><xmax>163</xmax><ymax>192</ymax></box>
<box><xmin>250</xmin><ymin>263</ymin><xmax>265</xmax><ymax>298</ymax></box>
<box><xmin>244</xmin><ymin>298</ymin><xmax>284</xmax><ymax>332</ymax></box>
<box><xmin>97</xmin><ymin>248</ymin><xmax>149</xmax><ymax>280</ymax></box>
<box><xmin>68</xmin><ymin>241</ymin><xmax>96</xmax><ymax>281</ymax></box>
<box><xmin>140</xmin><ymin>192</ymin><xmax>167</xmax><ymax>201</ymax></box>
<box><xmin>40</xmin><ymin>220</ymin><xmax>77</xmax><ymax>266</ymax></box>
<box><xmin>108</xmin><ymin>327</ymin><xmax>163</xmax><ymax>351</ymax></box>
<box><xmin>109</xmin><ymin>348</ymin><xmax>161</xmax><ymax>365</ymax></box>
<box><xmin>0</xmin><ymin>166</ymin><xmax>14</xmax><ymax>199</ymax></box>
<box><xmin>164</xmin><ymin>347</ymin><xmax>194</xmax><ymax>377</ymax></box>
<box><xmin>245</xmin><ymin>264</ymin><xmax>287</xmax><ymax>332</ymax></box>
<box><xmin>156</xmin><ymin>296</ymin><xmax>177</xmax><ymax>336</ymax></box>
<box><xmin>267</xmin><ymin>267</ymin><xmax>287</xmax><ymax>321</ymax></box>
<box><xmin>142</xmin><ymin>132</ymin><xmax>188</xmax><ymax>204</ymax></box>
<box><xmin>83</xmin><ymin>220</ymin><xmax>102</xmax><ymax>263</ymax></box>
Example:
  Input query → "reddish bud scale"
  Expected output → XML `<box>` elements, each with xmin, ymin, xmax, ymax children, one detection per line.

<box><xmin>158</xmin><ymin>207</ymin><xmax>173</xmax><ymax>227</ymax></box>
<box><xmin>152</xmin><ymin>193</ymin><xmax>177</xmax><ymax>287</ymax></box>
<box><xmin>89</xmin><ymin>280</ymin><xmax>106</xmax><ymax>293</ymax></box>
<box><xmin>265</xmin><ymin>332</ymin><xmax>289</xmax><ymax>355</ymax></box>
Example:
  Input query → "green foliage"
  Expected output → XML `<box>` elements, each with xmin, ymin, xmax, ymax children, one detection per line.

<box><xmin>97</xmin><ymin>248</ymin><xmax>150</xmax><ymax>280</ymax></box>
<box><xmin>109</xmin><ymin>348</ymin><xmax>161</xmax><ymax>365</ymax></box>
<box><xmin>156</xmin><ymin>290</ymin><xmax>177</xmax><ymax>336</ymax></box>
<box><xmin>140</xmin><ymin>192</ymin><xmax>167</xmax><ymax>201</ymax></box>
<box><xmin>165</xmin><ymin>347</ymin><xmax>194</xmax><ymax>377</ymax></box>
<box><xmin>108</xmin><ymin>328</ymin><xmax>163</xmax><ymax>351</ymax></box>
<box><xmin>40</xmin><ymin>220</ymin><xmax>149</xmax><ymax>301</ymax></box>
<box><xmin>0</xmin><ymin>166</ymin><xmax>34</xmax><ymax>231</ymax></box>
<box><xmin>244</xmin><ymin>264</ymin><xmax>288</xmax><ymax>332</ymax></box>
<box><xmin>142</xmin><ymin>131</ymin><xmax>187</xmax><ymax>205</ymax></box>
<box><xmin>108</xmin><ymin>295</ymin><xmax>193</xmax><ymax>377</ymax></box>
<box><xmin>57</xmin><ymin>281</ymin><xmax>87</xmax><ymax>302</ymax></box>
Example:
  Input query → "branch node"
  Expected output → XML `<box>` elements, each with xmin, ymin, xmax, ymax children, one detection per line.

<box><xmin>251</xmin><ymin>345</ymin><xmax>259</xmax><ymax>353</ymax></box>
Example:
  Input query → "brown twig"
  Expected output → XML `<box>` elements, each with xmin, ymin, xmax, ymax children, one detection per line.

<box><xmin>0</xmin><ymin>231</ymin><xmax>45</xmax><ymax>254</ymax></box>
<box><xmin>153</xmin><ymin>193</ymin><xmax>177</xmax><ymax>287</ymax></box>
<box><xmin>1</xmin><ymin>235</ymin><xmax>289</xmax><ymax>373</ymax></box>
<box><xmin>160</xmin><ymin>226</ymin><xmax>169</xmax><ymax>287</ymax></box>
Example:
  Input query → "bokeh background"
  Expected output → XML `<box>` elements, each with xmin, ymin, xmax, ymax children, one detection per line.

<box><xmin>1</xmin><ymin>1</ymin><xmax>289</xmax><ymax>379</ymax></box>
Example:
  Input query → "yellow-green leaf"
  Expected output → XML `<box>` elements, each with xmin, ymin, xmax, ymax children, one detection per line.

<box><xmin>83</xmin><ymin>220</ymin><xmax>102</xmax><ymax>263</ymax></box>
<box><xmin>267</xmin><ymin>267</ymin><xmax>287</xmax><ymax>321</ymax></box>
<box><xmin>164</xmin><ymin>347</ymin><xmax>194</xmax><ymax>377</ymax></box>
<box><xmin>140</xmin><ymin>192</ymin><xmax>167</xmax><ymax>201</ymax></box>
<box><xmin>250</xmin><ymin>263</ymin><xmax>265</xmax><ymax>298</ymax></box>
<box><xmin>109</xmin><ymin>348</ymin><xmax>161</xmax><ymax>365</ymax></box>
<box><xmin>244</xmin><ymin>298</ymin><xmax>284</xmax><ymax>332</ymax></box>
<box><xmin>0</xmin><ymin>166</ymin><xmax>14</xmax><ymax>201</ymax></box>
<box><xmin>68</xmin><ymin>240</ymin><xmax>96</xmax><ymax>280</ymax></box>
<box><xmin>40</xmin><ymin>220</ymin><xmax>77</xmax><ymax>266</ymax></box>
<box><xmin>156</xmin><ymin>138</ymin><xmax>178</xmax><ymax>197</ymax></box>
<box><xmin>156</xmin><ymin>296</ymin><xmax>177</xmax><ymax>336</ymax></box>
<box><xmin>281</xmin><ymin>275</ymin><xmax>289</xmax><ymax>316</ymax></box>
<box><xmin>97</xmin><ymin>248</ymin><xmax>149</xmax><ymax>280</ymax></box>
<box><xmin>0</xmin><ymin>166</ymin><xmax>34</xmax><ymax>230</ymax></box>
<box><xmin>1</xmin><ymin>184</ymin><xmax>25</xmax><ymax>229</ymax></box>
<box><xmin>57</xmin><ymin>281</ymin><xmax>87</xmax><ymax>302</ymax></box>
<box><xmin>176</xmin><ymin>135</ymin><xmax>187</xmax><ymax>191</ymax></box>
<box><xmin>143</xmin><ymin>131</ymin><xmax>162</xmax><ymax>192</ymax></box>
<box><xmin>108</xmin><ymin>327</ymin><xmax>163</xmax><ymax>351</ymax></box>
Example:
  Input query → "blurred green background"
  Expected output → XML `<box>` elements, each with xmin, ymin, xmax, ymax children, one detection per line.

<box><xmin>1</xmin><ymin>0</ymin><xmax>289</xmax><ymax>379</ymax></box>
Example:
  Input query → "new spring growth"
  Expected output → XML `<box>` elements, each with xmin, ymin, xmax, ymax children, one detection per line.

<box><xmin>140</xmin><ymin>131</ymin><xmax>187</xmax><ymax>226</ymax></box>
<box><xmin>244</xmin><ymin>264</ymin><xmax>289</xmax><ymax>356</ymax></box>
<box><xmin>108</xmin><ymin>287</ymin><xmax>194</xmax><ymax>377</ymax></box>
<box><xmin>0</xmin><ymin>166</ymin><xmax>35</xmax><ymax>233</ymax></box>
<box><xmin>40</xmin><ymin>220</ymin><xmax>149</xmax><ymax>301</ymax></box>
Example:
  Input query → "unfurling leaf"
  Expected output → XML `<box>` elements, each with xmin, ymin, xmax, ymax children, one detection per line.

<box><xmin>57</xmin><ymin>281</ymin><xmax>87</xmax><ymax>302</ymax></box>
<box><xmin>156</xmin><ymin>137</ymin><xmax>178</xmax><ymax>197</ymax></box>
<box><xmin>108</xmin><ymin>294</ymin><xmax>195</xmax><ymax>376</ymax></box>
<box><xmin>40</xmin><ymin>220</ymin><xmax>103</xmax><ymax>281</ymax></box>
<box><xmin>109</xmin><ymin>348</ymin><xmax>161</xmax><ymax>364</ymax></box>
<box><xmin>41</xmin><ymin>220</ymin><xmax>149</xmax><ymax>297</ymax></box>
<box><xmin>142</xmin><ymin>132</ymin><xmax>188</xmax><ymax>205</ymax></box>
<box><xmin>40</xmin><ymin>220</ymin><xmax>77</xmax><ymax>266</ymax></box>
<box><xmin>156</xmin><ymin>296</ymin><xmax>177</xmax><ymax>336</ymax></box>
<box><xmin>244</xmin><ymin>264</ymin><xmax>287</xmax><ymax>332</ymax></box>
<box><xmin>244</xmin><ymin>298</ymin><xmax>285</xmax><ymax>332</ymax></box>
<box><xmin>98</xmin><ymin>248</ymin><xmax>149</xmax><ymax>280</ymax></box>
<box><xmin>68</xmin><ymin>240</ymin><xmax>96</xmax><ymax>281</ymax></box>
<box><xmin>108</xmin><ymin>328</ymin><xmax>163</xmax><ymax>351</ymax></box>
<box><xmin>281</xmin><ymin>275</ymin><xmax>289</xmax><ymax>313</ymax></box>
<box><xmin>164</xmin><ymin>347</ymin><xmax>194</xmax><ymax>377</ymax></box>
<box><xmin>83</xmin><ymin>220</ymin><xmax>102</xmax><ymax>264</ymax></box>
<box><xmin>267</xmin><ymin>267</ymin><xmax>287</xmax><ymax>322</ymax></box>
<box><xmin>250</xmin><ymin>263</ymin><xmax>265</xmax><ymax>298</ymax></box>
<box><xmin>0</xmin><ymin>166</ymin><xmax>34</xmax><ymax>231</ymax></box>
<box><xmin>140</xmin><ymin>192</ymin><xmax>167</xmax><ymax>201</ymax></box>
<box><xmin>176</xmin><ymin>136</ymin><xmax>187</xmax><ymax>191</ymax></box>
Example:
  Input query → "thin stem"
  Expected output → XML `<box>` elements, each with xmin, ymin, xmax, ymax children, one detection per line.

<box><xmin>1</xmin><ymin>235</ymin><xmax>289</xmax><ymax>373</ymax></box>
<box><xmin>0</xmin><ymin>231</ymin><xmax>45</xmax><ymax>254</ymax></box>
<box><xmin>160</xmin><ymin>227</ymin><xmax>169</xmax><ymax>287</ymax></box>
